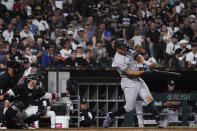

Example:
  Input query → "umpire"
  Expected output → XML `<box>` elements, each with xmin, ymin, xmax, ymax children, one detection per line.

<box><xmin>0</xmin><ymin>61</ymin><xmax>21</xmax><ymax>124</ymax></box>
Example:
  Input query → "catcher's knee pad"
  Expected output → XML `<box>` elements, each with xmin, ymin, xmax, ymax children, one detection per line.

<box><xmin>11</xmin><ymin>101</ymin><xmax>25</xmax><ymax>112</ymax></box>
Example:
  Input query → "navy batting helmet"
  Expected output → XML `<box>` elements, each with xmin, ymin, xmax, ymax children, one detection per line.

<box><xmin>114</xmin><ymin>38</ymin><xmax>129</xmax><ymax>49</ymax></box>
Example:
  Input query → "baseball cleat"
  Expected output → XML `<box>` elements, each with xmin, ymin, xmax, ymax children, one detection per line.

<box><xmin>103</xmin><ymin>112</ymin><xmax>113</xmax><ymax>128</ymax></box>
<box><xmin>155</xmin><ymin>115</ymin><xmax>164</xmax><ymax>128</ymax></box>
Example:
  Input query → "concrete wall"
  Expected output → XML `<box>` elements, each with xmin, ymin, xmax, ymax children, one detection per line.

<box><xmin>48</xmin><ymin>71</ymin><xmax>70</xmax><ymax>93</ymax></box>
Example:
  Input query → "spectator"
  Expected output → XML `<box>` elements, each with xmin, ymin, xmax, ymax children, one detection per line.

<box><xmin>67</xmin><ymin>30</ymin><xmax>79</xmax><ymax>50</ymax></box>
<box><xmin>48</xmin><ymin>51</ymin><xmax>65</xmax><ymax>67</ymax></box>
<box><xmin>183</xmin><ymin>18</ymin><xmax>193</xmax><ymax>40</ymax></box>
<box><xmin>167</xmin><ymin>5</ymin><xmax>179</xmax><ymax>25</ymax></box>
<box><xmin>160</xmin><ymin>24</ymin><xmax>172</xmax><ymax>63</ymax></box>
<box><xmin>118</xmin><ymin>8</ymin><xmax>132</xmax><ymax>39</ymax></box>
<box><xmin>190</xmin><ymin>22</ymin><xmax>197</xmax><ymax>43</ymax></box>
<box><xmin>41</xmin><ymin>44</ymin><xmax>55</xmax><ymax>67</ymax></box>
<box><xmin>175</xmin><ymin>39</ymin><xmax>190</xmax><ymax>68</ymax></box>
<box><xmin>175</xmin><ymin>0</ymin><xmax>185</xmax><ymax>14</ymax></box>
<box><xmin>173</xmin><ymin>23</ymin><xmax>185</xmax><ymax>41</ymax></box>
<box><xmin>50</xmin><ymin>25</ymin><xmax>62</xmax><ymax>43</ymax></box>
<box><xmin>24</xmin><ymin>46</ymin><xmax>37</xmax><ymax>64</ymax></box>
<box><xmin>106</xmin><ymin>39</ymin><xmax>116</xmax><ymax>59</ymax></box>
<box><xmin>0</xmin><ymin>1</ymin><xmax>7</xmax><ymax>18</ymax></box>
<box><xmin>93</xmin><ymin>23</ymin><xmax>111</xmax><ymax>45</ymax></box>
<box><xmin>108</xmin><ymin>3</ymin><xmax>120</xmax><ymax>36</ymax></box>
<box><xmin>134</xmin><ymin>20</ymin><xmax>148</xmax><ymax>39</ymax></box>
<box><xmin>60</xmin><ymin>40</ymin><xmax>72</xmax><ymax>60</ymax></box>
<box><xmin>0</xmin><ymin>45</ymin><xmax>5</xmax><ymax>64</ymax></box>
<box><xmin>27</xmin><ymin>16</ymin><xmax>39</xmax><ymax>36</ymax></box>
<box><xmin>83</xmin><ymin>24</ymin><xmax>94</xmax><ymax>42</ymax></box>
<box><xmin>48</xmin><ymin>16</ymin><xmax>59</xmax><ymax>32</ymax></box>
<box><xmin>10</xmin><ymin>17</ymin><xmax>23</xmax><ymax>33</ymax></box>
<box><xmin>65</xmin><ymin>50</ymin><xmax>81</xmax><ymax>67</ymax></box>
<box><xmin>17</xmin><ymin>2</ymin><xmax>28</xmax><ymax>21</ymax></box>
<box><xmin>20</xmin><ymin>24</ymin><xmax>34</xmax><ymax>40</ymax></box>
<box><xmin>2</xmin><ymin>23</ymin><xmax>14</xmax><ymax>44</ymax></box>
<box><xmin>186</xmin><ymin>44</ymin><xmax>197</xmax><ymax>68</ymax></box>
<box><xmin>84</xmin><ymin>16</ymin><xmax>97</xmax><ymax>34</ymax></box>
<box><xmin>18</xmin><ymin>37</ymin><xmax>28</xmax><ymax>55</ymax></box>
<box><xmin>0</xmin><ymin>18</ymin><xmax>5</xmax><ymax>33</ymax></box>
<box><xmin>136</xmin><ymin>9</ymin><xmax>146</xmax><ymax>24</ymax></box>
<box><xmin>131</xmin><ymin>30</ymin><xmax>144</xmax><ymax>48</ymax></box>
<box><xmin>75</xmin><ymin>27</ymin><xmax>86</xmax><ymax>49</ymax></box>
<box><xmin>142</xmin><ymin>51</ymin><xmax>157</xmax><ymax>68</ymax></box>
<box><xmin>147</xmin><ymin>8</ymin><xmax>158</xmax><ymax>24</ymax></box>
<box><xmin>82</xmin><ymin>49</ymin><xmax>97</xmax><ymax>67</ymax></box>
<box><xmin>29</xmin><ymin>37</ymin><xmax>44</xmax><ymax>64</ymax></box>
<box><xmin>0</xmin><ymin>51</ymin><xmax>10</xmax><ymax>69</ymax></box>
<box><xmin>179</xmin><ymin>9</ymin><xmax>187</xmax><ymax>23</ymax></box>
<box><xmin>1</xmin><ymin>0</ymin><xmax>14</xmax><ymax>11</ymax></box>
<box><xmin>93</xmin><ymin>40</ymin><xmax>107</xmax><ymax>62</ymax></box>
<box><xmin>86</xmin><ymin>41</ymin><xmax>94</xmax><ymax>58</ymax></box>
<box><xmin>185</xmin><ymin>1</ymin><xmax>193</xmax><ymax>18</ymax></box>
<box><xmin>76</xmin><ymin>46</ymin><xmax>85</xmax><ymax>59</ymax></box>
<box><xmin>97</xmin><ymin>0</ymin><xmax>110</xmax><ymax>23</ymax></box>
<box><xmin>145</xmin><ymin>22</ymin><xmax>160</xmax><ymax>59</ymax></box>
<box><xmin>68</xmin><ymin>13</ymin><xmax>81</xmax><ymax>33</ymax></box>
<box><xmin>9</xmin><ymin>44</ymin><xmax>22</xmax><ymax>62</ymax></box>
<box><xmin>32</xmin><ymin>13</ymin><xmax>49</xmax><ymax>32</ymax></box>
<box><xmin>167</xmin><ymin>20</ymin><xmax>179</xmax><ymax>36</ymax></box>
<box><xmin>0</xmin><ymin>0</ymin><xmax>197</xmax><ymax>70</ymax></box>
<box><xmin>166</xmin><ymin>36</ymin><xmax>180</xmax><ymax>68</ymax></box>
<box><xmin>192</xmin><ymin>30</ymin><xmax>197</xmax><ymax>44</ymax></box>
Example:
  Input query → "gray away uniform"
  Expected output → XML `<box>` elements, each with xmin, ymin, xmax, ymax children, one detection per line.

<box><xmin>112</xmin><ymin>49</ymin><xmax>151</xmax><ymax>112</ymax></box>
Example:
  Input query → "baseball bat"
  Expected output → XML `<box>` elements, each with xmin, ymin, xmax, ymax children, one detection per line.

<box><xmin>151</xmin><ymin>69</ymin><xmax>181</xmax><ymax>77</ymax></box>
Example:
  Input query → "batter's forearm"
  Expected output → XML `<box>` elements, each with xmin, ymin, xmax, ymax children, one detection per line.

<box><xmin>126</xmin><ymin>71</ymin><xmax>145</xmax><ymax>77</ymax></box>
<box><xmin>163</xmin><ymin>101</ymin><xmax>181</xmax><ymax>107</ymax></box>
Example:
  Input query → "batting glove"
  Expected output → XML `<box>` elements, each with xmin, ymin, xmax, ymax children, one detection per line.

<box><xmin>143</xmin><ymin>64</ymin><xmax>152</xmax><ymax>72</ymax></box>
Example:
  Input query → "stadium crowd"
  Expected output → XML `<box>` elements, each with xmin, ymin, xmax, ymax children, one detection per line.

<box><xmin>0</xmin><ymin>0</ymin><xmax>197</xmax><ymax>69</ymax></box>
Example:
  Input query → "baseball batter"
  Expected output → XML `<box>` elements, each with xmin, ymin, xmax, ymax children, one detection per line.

<box><xmin>103</xmin><ymin>38</ymin><xmax>163</xmax><ymax>128</ymax></box>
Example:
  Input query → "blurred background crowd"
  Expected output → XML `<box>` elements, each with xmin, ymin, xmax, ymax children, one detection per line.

<box><xmin>0</xmin><ymin>0</ymin><xmax>197</xmax><ymax>69</ymax></box>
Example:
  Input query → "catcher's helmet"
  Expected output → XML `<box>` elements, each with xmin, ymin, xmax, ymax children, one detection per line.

<box><xmin>168</xmin><ymin>80</ymin><xmax>175</xmax><ymax>86</ymax></box>
<box><xmin>114</xmin><ymin>38</ymin><xmax>129</xmax><ymax>49</ymax></box>
<box><xmin>26</xmin><ymin>74</ymin><xmax>39</xmax><ymax>81</ymax></box>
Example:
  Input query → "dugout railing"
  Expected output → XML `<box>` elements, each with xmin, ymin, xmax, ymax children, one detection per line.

<box><xmin>45</xmin><ymin>67</ymin><xmax>197</xmax><ymax>127</ymax></box>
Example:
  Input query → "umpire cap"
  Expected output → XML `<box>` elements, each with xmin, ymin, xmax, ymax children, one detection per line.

<box><xmin>168</xmin><ymin>80</ymin><xmax>175</xmax><ymax>86</ymax></box>
<box><xmin>114</xmin><ymin>38</ymin><xmax>129</xmax><ymax>49</ymax></box>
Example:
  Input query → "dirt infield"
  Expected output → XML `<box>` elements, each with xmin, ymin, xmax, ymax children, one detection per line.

<box><xmin>2</xmin><ymin>127</ymin><xmax>197</xmax><ymax>131</ymax></box>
